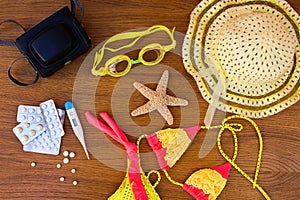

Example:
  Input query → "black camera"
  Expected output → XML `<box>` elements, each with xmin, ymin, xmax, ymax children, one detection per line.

<box><xmin>2</xmin><ymin>0</ymin><xmax>91</xmax><ymax>86</ymax></box>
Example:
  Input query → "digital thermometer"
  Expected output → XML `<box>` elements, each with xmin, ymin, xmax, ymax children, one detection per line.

<box><xmin>65</xmin><ymin>101</ymin><xmax>90</xmax><ymax>159</ymax></box>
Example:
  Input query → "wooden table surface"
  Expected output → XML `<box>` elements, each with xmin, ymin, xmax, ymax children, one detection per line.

<box><xmin>0</xmin><ymin>0</ymin><xmax>300</xmax><ymax>199</ymax></box>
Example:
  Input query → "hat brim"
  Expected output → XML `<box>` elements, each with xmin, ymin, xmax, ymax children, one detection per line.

<box><xmin>183</xmin><ymin>0</ymin><xmax>300</xmax><ymax>118</ymax></box>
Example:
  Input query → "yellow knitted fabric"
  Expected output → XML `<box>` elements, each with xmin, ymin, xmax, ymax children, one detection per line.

<box><xmin>157</xmin><ymin>128</ymin><xmax>191</xmax><ymax>168</ymax></box>
<box><xmin>108</xmin><ymin>173</ymin><xmax>135</xmax><ymax>200</ymax></box>
<box><xmin>108</xmin><ymin>135</ymin><xmax>161</xmax><ymax>200</ymax></box>
<box><xmin>185</xmin><ymin>169</ymin><xmax>227</xmax><ymax>200</ymax></box>
<box><xmin>108</xmin><ymin>171</ymin><xmax>161</xmax><ymax>200</ymax></box>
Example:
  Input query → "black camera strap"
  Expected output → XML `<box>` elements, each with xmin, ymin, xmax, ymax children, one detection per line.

<box><xmin>0</xmin><ymin>20</ymin><xmax>37</xmax><ymax>86</ymax></box>
<box><xmin>71</xmin><ymin>0</ymin><xmax>84</xmax><ymax>23</ymax></box>
<box><xmin>7</xmin><ymin>56</ymin><xmax>39</xmax><ymax>86</ymax></box>
<box><xmin>0</xmin><ymin>19</ymin><xmax>26</xmax><ymax>46</ymax></box>
<box><xmin>0</xmin><ymin>0</ymin><xmax>85</xmax><ymax>86</ymax></box>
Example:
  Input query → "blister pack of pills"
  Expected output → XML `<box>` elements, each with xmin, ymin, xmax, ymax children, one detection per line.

<box><xmin>13</xmin><ymin>99</ymin><xmax>66</xmax><ymax>155</ymax></box>
<box><xmin>23</xmin><ymin>130</ymin><xmax>62</xmax><ymax>155</ymax></box>
<box><xmin>57</xmin><ymin>109</ymin><xmax>65</xmax><ymax>125</ymax></box>
<box><xmin>22</xmin><ymin>103</ymin><xmax>65</xmax><ymax>155</ymax></box>
<box><xmin>17</xmin><ymin>106</ymin><xmax>46</xmax><ymax>125</ymax></box>
<box><xmin>40</xmin><ymin>100</ymin><xmax>65</xmax><ymax>139</ymax></box>
<box><xmin>12</xmin><ymin>122</ymin><xmax>47</xmax><ymax>145</ymax></box>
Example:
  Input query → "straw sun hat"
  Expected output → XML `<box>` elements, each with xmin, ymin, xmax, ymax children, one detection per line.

<box><xmin>182</xmin><ymin>0</ymin><xmax>300</xmax><ymax>118</ymax></box>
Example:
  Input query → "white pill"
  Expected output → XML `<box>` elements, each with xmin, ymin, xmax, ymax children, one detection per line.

<box><xmin>69</xmin><ymin>152</ymin><xmax>76</xmax><ymax>158</ymax></box>
<box><xmin>36</xmin><ymin>109</ymin><xmax>42</xmax><ymax>114</ymax></box>
<box><xmin>31</xmin><ymin>162</ymin><xmax>36</xmax><ymax>167</ymax></box>
<box><xmin>41</xmin><ymin>104</ymin><xmax>47</xmax><ymax>109</ymax></box>
<box><xmin>63</xmin><ymin>158</ymin><xmax>69</xmax><ymax>164</ymax></box>
<box><xmin>29</xmin><ymin>108</ymin><xmax>34</xmax><ymax>113</ymax></box>
<box><xmin>72</xmin><ymin>180</ymin><xmax>78</xmax><ymax>185</ymax></box>
<box><xmin>71</xmin><ymin>168</ymin><xmax>76</xmax><ymax>174</ymax></box>
<box><xmin>57</xmin><ymin>164</ymin><xmax>62</xmax><ymax>169</ymax></box>
<box><xmin>63</xmin><ymin>151</ymin><xmax>69</xmax><ymax>157</ymax></box>
<box><xmin>20</xmin><ymin>107</ymin><xmax>27</xmax><ymax>113</ymax></box>
<box><xmin>28</xmin><ymin>116</ymin><xmax>34</xmax><ymax>121</ymax></box>
<box><xmin>59</xmin><ymin>177</ymin><xmax>65</xmax><ymax>182</ymax></box>
<box><xmin>36</xmin><ymin>117</ymin><xmax>42</xmax><ymax>122</ymax></box>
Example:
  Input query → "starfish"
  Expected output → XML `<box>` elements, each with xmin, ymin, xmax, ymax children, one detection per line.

<box><xmin>131</xmin><ymin>70</ymin><xmax>188</xmax><ymax>125</ymax></box>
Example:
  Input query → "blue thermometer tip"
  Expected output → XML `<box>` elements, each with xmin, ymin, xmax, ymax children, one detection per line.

<box><xmin>65</xmin><ymin>101</ymin><xmax>74</xmax><ymax>110</ymax></box>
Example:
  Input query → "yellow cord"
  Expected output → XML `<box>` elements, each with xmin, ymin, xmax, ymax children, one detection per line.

<box><xmin>147</xmin><ymin>170</ymin><xmax>161</xmax><ymax>188</ymax></box>
<box><xmin>216</xmin><ymin>115</ymin><xmax>270</xmax><ymax>200</ymax></box>
<box><xmin>189</xmin><ymin>115</ymin><xmax>270</xmax><ymax>199</ymax></box>
<box><xmin>163</xmin><ymin>170</ymin><xmax>184</xmax><ymax>187</ymax></box>
<box><xmin>162</xmin><ymin>121</ymin><xmax>240</xmax><ymax>188</ymax></box>
<box><xmin>139</xmin><ymin>115</ymin><xmax>270</xmax><ymax>199</ymax></box>
<box><xmin>137</xmin><ymin>134</ymin><xmax>161</xmax><ymax>189</ymax></box>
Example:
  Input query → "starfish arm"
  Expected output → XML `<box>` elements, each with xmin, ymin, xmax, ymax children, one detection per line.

<box><xmin>133</xmin><ymin>82</ymin><xmax>156</xmax><ymax>100</ymax></box>
<box><xmin>157</xmin><ymin>106</ymin><xmax>174</xmax><ymax>125</ymax></box>
<box><xmin>131</xmin><ymin>101</ymin><xmax>156</xmax><ymax>116</ymax></box>
<box><xmin>166</xmin><ymin>95</ymin><xmax>189</xmax><ymax>106</ymax></box>
<box><xmin>156</xmin><ymin>70</ymin><xmax>169</xmax><ymax>94</ymax></box>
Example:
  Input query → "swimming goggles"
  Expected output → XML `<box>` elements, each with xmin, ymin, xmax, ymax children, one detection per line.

<box><xmin>92</xmin><ymin>25</ymin><xmax>176</xmax><ymax>77</ymax></box>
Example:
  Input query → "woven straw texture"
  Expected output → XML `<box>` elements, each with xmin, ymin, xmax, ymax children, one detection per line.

<box><xmin>182</xmin><ymin>0</ymin><xmax>300</xmax><ymax>118</ymax></box>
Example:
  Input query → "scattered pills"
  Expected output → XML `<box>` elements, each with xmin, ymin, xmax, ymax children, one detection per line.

<box><xmin>73</xmin><ymin>180</ymin><xmax>78</xmax><ymax>185</ymax></box>
<box><xmin>60</xmin><ymin>177</ymin><xmax>65</xmax><ymax>182</ymax></box>
<box><xmin>71</xmin><ymin>168</ymin><xmax>76</xmax><ymax>174</ymax></box>
<box><xmin>56</xmin><ymin>164</ymin><xmax>62</xmax><ymax>169</ymax></box>
<box><xmin>63</xmin><ymin>158</ymin><xmax>69</xmax><ymax>164</ymax></box>
<box><xmin>31</xmin><ymin>162</ymin><xmax>36</xmax><ymax>167</ymax></box>
<box><xmin>69</xmin><ymin>152</ymin><xmax>76</xmax><ymax>158</ymax></box>
<box><xmin>63</xmin><ymin>151</ymin><xmax>69</xmax><ymax>157</ymax></box>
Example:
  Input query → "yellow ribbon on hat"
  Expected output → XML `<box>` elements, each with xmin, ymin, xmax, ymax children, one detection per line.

<box><xmin>92</xmin><ymin>25</ymin><xmax>176</xmax><ymax>77</ymax></box>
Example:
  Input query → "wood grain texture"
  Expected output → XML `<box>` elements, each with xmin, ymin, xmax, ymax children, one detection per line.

<box><xmin>0</xmin><ymin>0</ymin><xmax>300</xmax><ymax>199</ymax></box>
